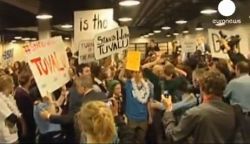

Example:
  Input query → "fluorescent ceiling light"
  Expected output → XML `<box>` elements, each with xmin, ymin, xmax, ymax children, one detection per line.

<box><xmin>64</xmin><ymin>37</ymin><xmax>70</xmax><ymax>40</ymax></box>
<box><xmin>61</xmin><ymin>24</ymin><xmax>73</xmax><ymax>29</ymax></box>
<box><xmin>14</xmin><ymin>36</ymin><xmax>22</xmax><ymax>40</ymax></box>
<box><xmin>144</xmin><ymin>35</ymin><xmax>149</xmax><ymax>38</ymax></box>
<box><xmin>154</xmin><ymin>30</ymin><xmax>161</xmax><ymax>33</ymax></box>
<box><xmin>119</xmin><ymin>0</ymin><xmax>140</xmax><ymax>6</ymax></box>
<box><xmin>162</xmin><ymin>26</ymin><xmax>171</xmax><ymax>30</ymax></box>
<box><xmin>200</xmin><ymin>9</ymin><xmax>217</xmax><ymax>15</ymax></box>
<box><xmin>183</xmin><ymin>30</ymin><xmax>189</xmax><ymax>34</ymax></box>
<box><xmin>195</xmin><ymin>27</ymin><xmax>204</xmax><ymax>31</ymax></box>
<box><xmin>176</xmin><ymin>20</ymin><xmax>187</xmax><ymax>25</ymax></box>
<box><xmin>118</xmin><ymin>17</ymin><xmax>133</xmax><ymax>22</ymax></box>
<box><xmin>173</xmin><ymin>33</ymin><xmax>179</xmax><ymax>36</ymax></box>
<box><xmin>22</xmin><ymin>37</ymin><xmax>31</xmax><ymax>41</ymax></box>
<box><xmin>166</xmin><ymin>34</ymin><xmax>171</xmax><ymax>37</ymax></box>
<box><xmin>31</xmin><ymin>38</ymin><xmax>37</xmax><ymax>41</ymax></box>
<box><xmin>36</xmin><ymin>14</ymin><xmax>53</xmax><ymax>20</ymax></box>
<box><xmin>148</xmin><ymin>33</ymin><xmax>154</xmax><ymax>36</ymax></box>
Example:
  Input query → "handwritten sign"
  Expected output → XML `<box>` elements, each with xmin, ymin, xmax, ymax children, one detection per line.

<box><xmin>2</xmin><ymin>49</ymin><xmax>13</xmax><ymax>60</ymax></box>
<box><xmin>74</xmin><ymin>9</ymin><xmax>118</xmax><ymax>63</ymax></box>
<box><xmin>78</xmin><ymin>40</ymin><xmax>95</xmax><ymax>63</ymax></box>
<box><xmin>94</xmin><ymin>26</ymin><xmax>129</xmax><ymax>60</ymax></box>
<box><xmin>25</xmin><ymin>37</ymin><xmax>70</xmax><ymax>96</ymax></box>
<box><xmin>182</xmin><ymin>41</ymin><xmax>196</xmax><ymax>53</ymax></box>
<box><xmin>126</xmin><ymin>51</ymin><xmax>141</xmax><ymax>71</ymax></box>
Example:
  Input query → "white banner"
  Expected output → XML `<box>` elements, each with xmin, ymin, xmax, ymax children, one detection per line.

<box><xmin>94</xmin><ymin>26</ymin><xmax>129</xmax><ymax>60</ymax></box>
<box><xmin>25</xmin><ymin>37</ymin><xmax>70</xmax><ymax>96</ymax></box>
<box><xmin>74</xmin><ymin>9</ymin><xmax>118</xmax><ymax>64</ymax></box>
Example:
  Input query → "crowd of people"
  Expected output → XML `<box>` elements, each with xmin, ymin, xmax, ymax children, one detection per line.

<box><xmin>0</xmin><ymin>38</ymin><xmax>250</xmax><ymax>144</ymax></box>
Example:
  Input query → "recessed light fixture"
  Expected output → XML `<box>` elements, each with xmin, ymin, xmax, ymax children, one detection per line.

<box><xmin>31</xmin><ymin>38</ymin><xmax>37</xmax><ymax>41</ymax></box>
<box><xmin>118</xmin><ymin>17</ymin><xmax>133</xmax><ymax>22</ymax></box>
<box><xmin>119</xmin><ymin>0</ymin><xmax>140</xmax><ymax>6</ymax></box>
<box><xmin>195</xmin><ymin>23</ymin><xmax>204</xmax><ymax>31</ymax></box>
<box><xmin>153</xmin><ymin>30</ymin><xmax>161</xmax><ymax>33</ymax></box>
<box><xmin>166</xmin><ymin>34</ymin><xmax>171</xmax><ymax>38</ymax></box>
<box><xmin>183</xmin><ymin>30</ymin><xmax>189</xmax><ymax>34</ymax></box>
<box><xmin>215</xmin><ymin>22</ymin><xmax>226</xmax><ymax>27</ymax></box>
<box><xmin>200</xmin><ymin>9</ymin><xmax>217</xmax><ymax>15</ymax></box>
<box><xmin>36</xmin><ymin>14</ymin><xmax>53</xmax><ymax>20</ymax></box>
<box><xmin>195</xmin><ymin>27</ymin><xmax>204</xmax><ymax>31</ymax></box>
<box><xmin>162</xmin><ymin>26</ymin><xmax>171</xmax><ymax>30</ymax></box>
<box><xmin>148</xmin><ymin>33</ymin><xmax>154</xmax><ymax>36</ymax></box>
<box><xmin>64</xmin><ymin>37</ymin><xmax>70</xmax><ymax>40</ymax></box>
<box><xmin>173</xmin><ymin>32</ymin><xmax>179</xmax><ymax>36</ymax></box>
<box><xmin>14</xmin><ymin>36</ymin><xmax>22</xmax><ymax>40</ymax></box>
<box><xmin>22</xmin><ymin>37</ymin><xmax>31</xmax><ymax>41</ymax></box>
<box><xmin>176</xmin><ymin>20</ymin><xmax>187</xmax><ymax>25</ymax></box>
<box><xmin>61</xmin><ymin>24</ymin><xmax>73</xmax><ymax>29</ymax></box>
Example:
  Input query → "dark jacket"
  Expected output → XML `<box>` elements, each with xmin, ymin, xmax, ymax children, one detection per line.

<box><xmin>49</xmin><ymin>89</ymin><xmax>107</xmax><ymax>124</ymax></box>
<box><xmin>162</xmin><ymin>99</ymin><xmax>236</xmax><ymax>144</ymax></box>
<box><xmin>14</xmin><ymin>87</ymin><xmax>36</xmax><ymax>143</ymax></box>
<box><xmin>115</xmin><ymin>116</ymin><xmax>134</xmax><ymax>144</ymax></box>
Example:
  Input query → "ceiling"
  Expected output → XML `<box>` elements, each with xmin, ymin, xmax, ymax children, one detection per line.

<box><xmin>0</xmin><ymin>0</ymin><xmax>250</xmax><ymax>41</ymax></box>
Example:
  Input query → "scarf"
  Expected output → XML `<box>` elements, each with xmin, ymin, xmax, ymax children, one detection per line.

<box><xmin>131</xmin><ymin>78</ymin><xmax>150</xmax><ymax>104</ymax></box>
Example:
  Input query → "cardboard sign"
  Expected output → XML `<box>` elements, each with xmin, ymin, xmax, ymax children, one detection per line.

<box><xmin>74</xmin><ymin>9</ymin><xmax>118</xmax><ymax>63</ymax></box>
<box><xmin>25</xmin><ymin>37</ymin><xmax>70</xmax><ymax>96</ymax></box>
<box><xmin>126</xmin><ymin>51</ymin><xmax>141</xmax><ymax>71</ymax></box>
<box><xmin>94</xmin><ymin>26</ymin><xmax>129</xmax><ymax>60</ymax></box>
<box><xmin>182</xmin><ymin>41</ymin><xmax>196</xmax><ymax>53</ymax></box>
<box><xmin>78</xmin><ymin>40</ymin><xmax>95</xmax><ymax>63</ymax></box>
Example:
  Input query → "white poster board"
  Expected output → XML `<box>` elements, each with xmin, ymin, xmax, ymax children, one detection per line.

<box><xmin>208</xmin><ymin>28</ymin><xmax>249</xmax><ymax>59</ymax></box>
<box><xmin>94</xmin><ymin>26</ymin><xmax>129</xmax><ymax>60</ymax></box>
<box><xmin>2</xmin><ymin>48</ymin><xmax>14</xmax><ymax>66</ymax></box>
<box><xmin>181</xmin><ymin>40</ymin><xmax>196</xmax><ymax>53</ymax></box>
<box><xmin>74</xmin><ymin>9</ymin><xmax>118</xmax><ymax>64</ymax></box>
<box><xmin>24</xmin><ymin>37</ymin><xmax>70</xmax><ymax>96</ymax></box>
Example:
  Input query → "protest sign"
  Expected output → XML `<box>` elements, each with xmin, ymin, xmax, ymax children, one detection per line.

<box><xmin>126</xmin><ymin>51</ymin><xmax>141</xmax><ymax>71</ymax></box>
<box><xmin>74</xmin><ymin>9</ymin><xmax>118</xmax><ymax>64</ymax></box>
<box><xmin>182</xmin><ymin>41</ymin><xmax>196</xmax><ymax>53</ymax></box>
<box><xmin>25</xmin><ymin>37</ymin><xmax>70</xmax><ymax>96</ymax></box>
<box><xmin>78</xmin><ymin>40</ymin><xmax>95</xmax><ymax>63</ymax></box>
<box><xmin>94</xmin><ymin>26</ymin><xmax>129</xmax><ymax>60</ymax></box>
<box><xmin>2</xmin><ymin>49</ymin><xmax>14</xmax><ymax>61</ymax></box>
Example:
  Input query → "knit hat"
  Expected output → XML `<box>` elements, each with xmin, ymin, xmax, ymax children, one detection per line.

<box><xmin>107</xmin><ymin>80</ymin><xmax>120</xmax><ymax>93</ymax></box>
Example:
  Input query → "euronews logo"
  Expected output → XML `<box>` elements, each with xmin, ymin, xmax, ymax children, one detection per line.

<box><xmin>213</xmin><ymin>0</ymin><xmax>241</xmax><ymax>25</ymax></box>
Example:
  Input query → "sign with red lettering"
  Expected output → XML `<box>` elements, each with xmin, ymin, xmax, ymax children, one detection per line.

<box><xmin>25</xmin><ymin>37</ymin><xmax>70</xmax><ymax>96</ymax></box>
<box><xmin>94</xmin><ymin>26</ymin><xmax>129</xmax><ymax>60</ymax></box>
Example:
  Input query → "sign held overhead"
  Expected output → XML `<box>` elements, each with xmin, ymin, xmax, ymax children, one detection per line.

<box><xmin>74</xmin><ymin>9</ymin><xmax>118</xmax><ymax>64</ymax></box>
<box><xmin>25</xmin><ymin>37</ymin><xmax>70</xmax><ymax>96</ymax></box>
<box><xmin>94</xmin><ymin>26</ymin><xmax>129</xmax><ymax>60</ymax></box>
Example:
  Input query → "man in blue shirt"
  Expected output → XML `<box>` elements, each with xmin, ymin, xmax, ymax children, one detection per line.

<box><xmin>224</xmin><ymin>61</ymin><xmax>250</xmax><ymax>142</ymax></box>
<box><xmin>125</xmin><ymin>71</ymin><xmax>153</xmax><ymax>144</ymax></box>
